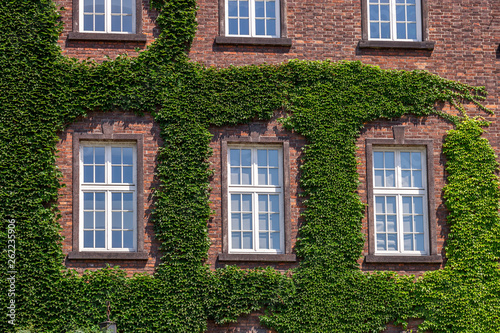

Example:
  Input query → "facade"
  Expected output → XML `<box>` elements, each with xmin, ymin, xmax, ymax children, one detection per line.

<box><xmin>54</xmin><ymin>0</ymin><xmax>499</xmax><ymax>331</ymax></box>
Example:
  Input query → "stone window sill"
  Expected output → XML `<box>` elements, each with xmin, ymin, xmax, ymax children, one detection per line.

<box><xmin>215</xmin><ymin>36</ymin><xmax>292</xmax><ymax>46</ymax></box>
<box><xmin>67</xmin><ymin>251</ymin><xmax>149</xmax><ymax>260</ymax></box>
<box><xmin>67</xmin><ymin>32</ymin><xmax>147</xmax><ymax>42</ymax></box>
<box><xmin>358</xmin><ymin>40</ymin><xmax>435</xmax><ymax>50</ymax></box>
<box><xmin>218</xmin><ymin>253</ymin><xmax>297</xmax><ymax>262</ymax></box>
<box><xmin>364</xmin><ymin>254</ymin><xmax>442</xmax><ymax>264</ymax></box>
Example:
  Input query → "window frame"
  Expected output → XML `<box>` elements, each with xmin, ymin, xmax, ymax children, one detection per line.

<box><xmin>365</xmin><ymin>127</ymin><xmax>441</xmax><ymax>263</ymax></box>
<box><xmin>68</xmin><ymin>132</ymin><xmax>148</xmax><ymax>260</ymax></box>
<box><xmin>224</xmin><ymin>0</ymin><xmax>281</xmax><ymax>38</ymax></box>
<box><xmin>219</xmin><ymin>136</ymin><xmax>296</xmax><ymax>262</ymax></box>
<box><xmin>79</xmin><ymin>0</ymin><xmax>137</xmax><ymax>34</ymax></box>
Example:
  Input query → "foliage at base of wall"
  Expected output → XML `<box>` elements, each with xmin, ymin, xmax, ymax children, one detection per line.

<box><xmin>1</xmin><ymin>1</ymin><xmax>499</xmax><ymax>332</ymax></box>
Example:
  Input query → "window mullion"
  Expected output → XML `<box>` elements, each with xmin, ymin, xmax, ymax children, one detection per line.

<box><xmin>253</xmin><ymin>192</ymin><xmax>258</xmax><ymax>251</ymax></box>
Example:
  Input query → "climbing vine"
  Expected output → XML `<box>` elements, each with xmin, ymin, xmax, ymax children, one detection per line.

<box><xmin>0</xmin><ymin>0</ymin><xmax>498</xmax><ymax>332</ymax></box>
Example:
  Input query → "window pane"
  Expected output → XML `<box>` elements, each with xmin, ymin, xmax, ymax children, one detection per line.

<box><xmin>413</xmin><ymin>170</ymin><xmax>422</xmax><ymax>187</ymax></box>
<box><xmin>270</xmin><ymin>195</ymin><xmax>279</xmax><ymax>212</ymax></box>
<box><xmin>401</xmin><ymin>152</ymin><xmax>410</xmax><ymax>169</ymax></box>
<box><xmin>228</xmin><ymin>1</ymin><xmax>238</xmax><ymax>16</ymax></box>
<box><xmin>95</xmin><ymin>192</ymin><xmax>105</xmax><ymax>210</ymax></box>
<box><xmin>84</xmin><ymin>14</ymin><xmax>93</xmax><ymax>31</ymax></box>
<box><xmin>407</xmin><ymin>23</ymin><xmax>417</xmax><ymax>39</ymax></box>
<box><xmin>270</xmin><ymin>213</ymin><xmax>280</xmax><ymax>231</ymax></box>
<box><xmin>385</xmin><ymin>152</ymin><xmax>394</xmax><ymax>168</ymax></box>
<box><xmin>401</xmin><ymin>170</ymin><xmax>411</xmax><ymax>187</ymax></box>
<box><xmin>242</xmin><ymin>213</ymin><xmax>252</xmax><ymax>230</ymax></box>
<box><xmin>123</xmin><ymin>166</ymin><xmax>133</xmax><ymax>183</ymax></box>
<box><xmin>397</xmin><ymin>23</ymin><xmax>406</xmax><ymax>39</ymax></box>
<box><xmin>407</xmin><ymin>5</ymin><xmax>416</xmax><ymax>21</ymax></box>
<box><xmin>269</xmin><ymin>168</ymin><xmax>279</xmax><ymax>185</ymax></box>
<box><xmin>407</xmin><ymin>0</ymin><xmax>415</xmax><ymax>3</ymax></box>
<box><xmin>242</xmin><ymin>232</ymin><xmax>252</xmax><ymax>249</ymax></box>
<box><xmin>84</xmin><ymin>192</ymin><xmax>94</xmax><ymax>210</ymax></box>
<box><xmin>386</xmin><ymin>215</ymin><xmax>397</xmax><ymax>232</ymax></box>
<box><xmin>387</xmin><ymin>234</ymin><xmax>398</xmax><ymax>251</ymax></box>
<box><xmin>95</xmin><ymin>14</ymin><xmax>105</xmax><ymax>31</ymax></box>
<box><xmin>230</xmin><ymin>167</ymin><xmax>240</xmax><ymax>184</ymax></box>
<box><xmin>95</xmin><ymin>147</ymin><xmax>105</xmax><ymax>164</ymax></box>
<box><xmin>380</xmin><ymin>5</ymin><xmax>390</xmax><ymax>21</ymax></box>
<box><xmin>84</xmin><ymin>166</ymin><xmax>94</xmax><ymax>183</ymax></box>
<box><xmin>370</xmin><ymin>5</ymin><xmax>379</xmax><ymax>21</ymax></box>
<box><xmin>112</xmin><ymin>166</ymin><xmax>122</xmax><ymax>183</ymax></box>
<box><xmin>413</xmin><ymin>197</ymin><xmax>423</xmax><ymax>214</ymax></box>
<box><xmin>404</xmin><ymin>234</ymin><xmax>413</xmax><ymax>251</ymax></box>
<box><xmin>255</xmin><ymin>1</ymin><xmax>264</xmax><ymax>17</ymax></box>
<box><xmin>376</xmin><ymin>215</ymin><xmax>385</xmax><ymax>232</ymax></box>
<box><xmin>123</xmin><ymin>0</ymin><xmax>133</xmax><ymax>14</ymax></box>
<box><xmin>83</xmin><ymin>147</ymin><xmax>93</xmax><ymax>164</ymax></box>
<box><xmin>230</xmin><ymin>149</ymin><xmax>240</xmax><ymax>166</ymax></box>
<box><xmin>267</xmin><ymin>19</ymin><xmax>276</xmax><ymax>36</ymax></box>
<box><xmin>241</xmin><ymin>167</ymin><xmax>252</xmax><ymax>184</ymax></box>
<box><xmin>95</xmin><ymin>212</ymin><xmax>105</xmax><ymax>229</ymax></box>
<box><xmin>266</xmin><ymin>1</ymin><xmax>276</xmax><ymax>18</ymax></box>
<box><xmin>270</xmin><ymin>232</ymin><xmax>280</xmax><ymax>250</ymax></box>
<box><xmin>412</xmin><ymin>152</ymin><xmax>421</xmax><ymax>169</ymax></box>
<box><xmin>377</xmin><ymin>234</ymin><xmax>386</xmax><ymax>250</ymax></box>
<box><xmin>95</xmin><ymin>231</ymin><xmax>105</xmax><ymax>248</ymax></box>
<box><xmin>268</xmin><ymin>150</ymin><xmax>278</xmax><ymax>167</ymax></box>
<box><xmin>239</xmin><ymin>1</ymin><xmax>249</xmax><ymax>17</ymax></box>
<box><xmin>240</xmin><ymin>18</ymin><xmax>249</xmax><ymax>35</ymax></box>
<box><xmin>231</xmin><ymin>194</ymin><xmax>240</xmax><ymax>211</ymax></box>
<box><xmin>375</xmin><ymin>196</ymin><xmax>385</xmax><ymax>213</ymax></box>
<box><xmin>123</xmin><ymin>230</ymin><xmax>134</xmax><ymax>248</ymax></box>
<box><xmin>373</xmin><ymin>152</ymin><xmax>383</xmax><ymax>168</ymax></box>
<box><xmin>112</xmin><ymin>192</ymin><xmax>122</xmax><ymax>210</ymax></box>
<box><xmin>258</xmin><ymin>168</ymin><xmax>267</xmax><ymax>185</ymax></box>
<box><xmin>403</xmin><ymin>215</ymin><xmax>412</xmax><ymax>232</ymax></box>
<box><xmin>123</xmin><ymin>15</ymin><xmax>133</xmax><ymax>33</ymax></box>
<box><xmin>386</xmin><ymin>196</ymin><xmax>396</xmax><ymax>214</ymax></box>
<box><xmin>370</xmin><ymin>23</ymin><xmax>379</xmax><ymax>39</ymax></box>
<box><xmin>112</xmin><ymin>231</ymin><xmax>122</xmax><ymax>248</ymax></box>
<box><xmin>396</xmin><ymin>5</ymin><xmax>405</xmax><ymax>21</ymax></box>
<box><xmin>232</xmin><ymin>213</ymin><xmax>241</xmax><ymax>230</ymax></box>
<box><xmin>84</xmin><ymin>212</ymin><xmax>94</xmax><ymax>229</ymax></box>
<box><xmin>259</xmin><ymin>232</ymin><xmax>269</xmax><ymax>249</ymax></box>
<box><xmin>385</xmin><ymin>170</ymin><xmax>395</xmax><ymax>187</ymax></box>
<box><xmin>123</xmin><ymin>212</ymin><xmax>133</xmax><ymax>229</ymax></box>
<box><xmin>112</xmin><ymin>212</ymin><xmax>122</xmax><ymax>229</ymax></box>
<box><xmin>259</xmin><ymin>214</ymin><xmax>268</xmax><ymax>230</ymax></box>
<box><xmin>242</xmin><ymin>194</ymin><xmax>252</xmax><ymax>211</ymax></box>
<box><xmin>381</xmin><ymin>22</ymin><xmax>390</xmax><ymax>38</ymax></box>
<box><xmin>415</xmin><ymin>234</ymin><xmax>425</xmax><ymax>251</ymax></box>
<box><xmin>374</xmin><ymin>170</ymin><xmax>384</xmax><ymax>187</ymax></box>
<box><xmin>95</xmin><ymin>166</ymin><xmax>105</xmax><ymax>183</ymax></box>
<box><xmin>258</xmin><ymin>194</ymin><xmax>268</xmax><ymax>212</ymax></box>
<box><xmin>112</xmin><ymin>0</ymin><xmax>121</xmax><ymax>13</ymax></box>
<box><xmin>257</xmin><ymin>149</ymin><xmax>267</xmax><ymax>166</ymax></box>
<box><xmin>232</xmin><ymin>232</ymin><xmax>241</xmax><ymax>249</ymax></box>
<box><xmin>414</xmin><ymin>215</ymin><xmax>424</xmax><ymax>233</ymax></box>
<box><xmin>402</xmin><ymin>196</ymin><xmax>412</xmax><ymax>214</ymax></box>
<box><xmin>95</xmin><ymin>0</ymin><xmax>105</xmax><ymax>13</ymax></box>
<box><xmin>241</xmin><ymin>149</ymin><xmax>251</xmax><ymax>166</ymax></box>
<box><xmin>111</xmin><ymin>16</ymin><xmax>121</xmax><ymax>31</ymax></box>
<box><xmin>123</xmin><ymin>192</ymin><xmax>133</xmax><ymax>210</ymax></box>
<box><xmin>229</xmin><ymin>18</ymin><xmax>238</xmax><ymax>34</ymax></box>
<box><xmin>84</xmin><ymin>231</ymin><xmax>93</xmax><ymax>248</ymax></box>
<box><xmin>84</xmin><ymin>0</ymin><xmax>93</xmax><ymax>13</ymax></box>
<box><xmin>112</xmin><ymin>147</ymin><xmax>121</xmax><ymax>164</ymax></box>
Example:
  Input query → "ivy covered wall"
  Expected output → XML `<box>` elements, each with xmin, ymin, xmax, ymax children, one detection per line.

<box><xmin>0</xmin><ymin>0</ymin><xmax>499</xmax><ymax>332</ymax></box>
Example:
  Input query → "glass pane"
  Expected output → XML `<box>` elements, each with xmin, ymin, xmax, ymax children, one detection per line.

<box><xmin>232</xmin><ymin>213</ymin><xmax>241</xmax><ymax>230</ymax></box>
<box><xmin>396</xmin><ymin>0</ymin><xmax>404</xmax><ymax>3</ymax></box>
<box><xmin>241</xmin><ymin>149</ymin><xmax>251</xmax><ymax>166</ymax></box>
<box><xmin>112</xmin><ymin>166</ymin><xmax>122</xmax><ymax>183</ymax></box>
<box><xmin>239</xmin><ymin>1</ymin><xmax>249</xmax><ymax>17</ymax></box>
<box><xmin>269</xmin><ymin>150</ymin><xmax>278</xmax><ymax>167</ymax></box>
<box><xmin>257</xmin><ymin>149</ymin><xmax>267</xmax><ymax>166</ymax></box>
<box><xmin>241</xmin><ymin>167</ymin><xmax>251</xmax><ymax>184</ymax></box>
<box><xmin>402</xmin><ymin>196</ymin><xmax>412</xmax><ymax>214</ymax></box>
<box><xmin>228</xmin><ymin>1</ymin><xmax>238</xmax><ymax>17</ymax></box>
<box><xmin>84</xmin><ymin>212</ymin><xmax>94</xmax><ymax>229</ymax></box>
<box><xmin>380</xmin><ymin>5</ymin><xmax>390</xmax><ymax>21</ymax></box>
<box><xmin>270</xmin><ymin>232</ymin><xmax>280</xmax><ymax>250</ymax></box>
<box><xmin>231</xmin><ymin>194</ymin><xmax>240</xmax><ymax>211</ymax></box>
<box><xmin>414</xmin><ymin>215</ymin><xmax>424</xmax><ymax>233</ymax></box>
<box><xmin>255</xmin><ymin>1</ymin><xmax>265</xmax><ymax>17</ymax></box>
<box><xmin>381</xmin><ymin>0</ymin><xmax>389</xmax><ymax>3</ymax></box>
<box><xmin>242</xmin><ymin>213</ymin><xmax>252</xmax><ymax>230</ymax></box>
<box><xmin>112</xmin><ymin>212</ymin><xmax>122</xmax><ymax>229</ymax></box>
<box><xmin>386</xmin><ymin>196</ymin><xmax>396</xmax><ymax>214</ymax></box>
<box><xmin>397</xmin><ymin>23</ymin><xmax>406</xmax><ymax>39</ymax></box>
<box><xmin>266</xmin><ymin>19</ymin><xmax>276</xmax><ymax>36</ymax></box>
<box><xmin>415</xmin><ymin>234</ymin><xmax>425</xmax><ymax>251</ymax></box>
<box><xmin>112</xmin><ymin>147</ymin><xmax>121</xmax><ymax>164</ymax></box>
<box><xmin>259</xmin><ymin>232</ymin><xmax>269</xmax><ymax>249</ymax></box>
<box><xmin>95</xmin><ymin>0</ymin><xmax>105</xmax><ymax>13</ymax></box>
<box><xmin>259</xmin><ymin>214</ymin><xmax>268</xmax><ymax>230</ymax></box>
<box><xmin>407</xmin><ymin>5</ymin><xmax>416</xmax><ymax>21</ymax></box>
<box><xmin>387</xmin><ymin>215</ymin><xmax>397</xmax><ymax>232</ymax></box>
<box><xmin>404</xmin><ymin>234</ymin><xmax>413</xmax><ymax>251</ymax></box>
<box><xmin>95</xmin><ymin>14</ymin><xmax>105</xmax><ymax>31</ymax></box>
<box><xmin>407</xmin><ymin>23</ymin><xmax>417</xmax><ymax>39</ymax></box>
<box><xmin>123</xmin><ymin>166</ymin><xmax>133</xmax><ymax>183</ymax></box>
<box><xmin>123</xmin><ymin>15</ymin><xmax>133</xmax><ymax>33</ymax></box>
<box><xmin>401</xmin><ymin>170</ymin><xmax>411</xmax><ymax>187</ymax></box>
<box><xmin>385</xmin><ymin>152</ymin><xmax>394</xmax><ymax>168</ymax></box>
<box><xmin>413</xmin><ymin>170</ymin><xmax>422</xmax><ymax>187</ymax></box>
<box><xmin>374</xmin><ymin>152</ymin><xmax>384</xmax><ymax>168</ymax></box>
<box><xmin>413</xmin><ymin>197</ymin><xmax>423</xmax><ymax>214</ymax></box>
<box><xmin>95</xmin><ymin>212</ymin><xmax>105</xmax><ymax>229</ymax></box>
<box><xmin>370</xmin><ymin>5</ymin><xmax>379</xmax><ymax>21</ymax></box>
<box><xmin>84</xmin><ymin>0</ymin><xmax>93</xmax><ymax>13</ymax></box>
<box><xmin>230</xmin><ymin>149</ymin><xmax>240</xmax><ymax>166</ymax></box>
<box><xmin>407</xmin><ymin>0</ymin><xmax>415</xmax><ymax>3</ymax></box>
<box><xmin>112</xmin><ymin>192</ymin><xmax>122</xmax><ymax>210</ymax></box>
<box><xmin>269</xmin><ymin>168</ymin><xmax>279</xmax><ymax>185</ymax></box>
<box><xmin>84</xmin><ymin>166</ymin><xmax>93</xmax><ymax>183</ymax></box>
<box><xmin>123</xmin><ymin>192</ymin><xmax>133</xmax><ymax>210</ymax></box>
<box><xmin>370</xmin><ymin>22</ymin><xmax>379</xmax><ymax>39</ymax></box>
<box><xmin>112</xmin><ymin>231</ymin><xmax>122</xmax><ymax>248</ymax></box>
<box><xmin>242</xmin><ymin>232</ymin><xmax>252</xmax><ymax>249</ymax></box>
<box><xmin>84</xmin><ymin>14</ymin><xmax>93</xmax><ymax>31</ymax></box>
<box><xmin>258</xmin><ymin>168</ymin><xmax>268</xmax><ymax>185</ymax></box>
<box><xmin>95</xmin><ymin>166</ymin><xmax>105</xmax><ymax>183</ymax></box>
<box><xmin>232</xmin><ymin>232</ymin><xmax>241</xmax><ymax>249</ymax></box>
<box><xmin>228</xmin><ymin>18</ymin><xmax>238</xmax><ymax>34</ymax></box>
<box><xmin>412</xmin><ymin>152</ymin><xmax>421</xmax><ymax>169</ymax></box>
<box><xmin>95</xmin><ymin>231</ymin><xmax>105</xmax><ymax>248</ymax></box>
<box><xmin>258</xmin><ymin>194</ymin><xmax>268</xmax><ymax>212</ymax></box>
<box><xmin>123</xmin><ymin>230</ymin><xmax>133</xmax><ymax>248</ymax></box>
<box><xmin>376</xmin><ymin>215</ymin><xmax>385</xmax><ymax>232</ymax></box>
<box><xmin>123</xmin><ymin>212</ymin><xmax>133</xmax><ymax>229</ymax></box>
<box><xmin>83</xmin><ymin>147</ymin><xmax>93</xmax><ymax>164</ymax></box>
<box><xmin>267</xmin><ymin>1</ymin><xmax>276</xmax><ymax>18</ymax></box>
<box><xmin>270</xmin><ymin>195</ymin><xmax>279</xmax><ymax>212</ymax></box>
<box><xmin>84</xmin><ymin>192</ymin><xmax>93</xmax><ymax>210</ymax></box>
<box><xmin>95</xmin><ymin>192</ymin><xmax>105</xmax><ymax>210</ymax></box>
<box><xmin>95</xmin><ymin>147</ymin><xmax>105</xmax><ymax>164</ymax></box>
<box><xmin>385</xmin><ymin>170</ymin><xmax>395</xmax><ymax>187</ymax></box>
<box><xmin>242</xmin><ymin>194</ymin><xmax>252</xmax><ymax>211</ymax></box>
<box><xmin>381</xmin><ymin>22</ymin><xmax>390</xmax><ymax>38</ymax></box>
<box><xmin>123</xmin><ymin>0</ymin><xmax>133</xmax><ymax>14</ymax></box>
<box><xmin>112</xmin><ymin>0</ymin><xmax>121</xmax><ymax>13</ymax></box>
<box><xmin>387</xmin><ymin>234</ymin><xmax>398</xmax><ymax>251</ymax></box>
<box><xmin>270</xmin><ymin>213</ymin><xmax>280</xmax><ymax>230</ymax></box>
<box><xmin>84</xmin><ymin>231</ymin><xmax>93</xmax><ymax>248</ymax></box>
<box><xmin>240</xmin><ymin>18</ymin><xmax>249</xmax><ymax>35</ymax></box>
<box><xmin>375</xmin><ymin>196</ymin><xmax>385</xmax><ymax>213</ymax></box>
<box><xmin>230</xmin><ymin>167</ymin><xmax>240</xmax><ymax>184</ymax></box>
<box><xmin>374</xmin><ymin>170</ymin><xmax>384</xmax><ymax>187</ymax></box>
<box><xmin>396</xmin><ymin>5</ymin><xmax>405</xmax><ymax>21</ymax></box>
<box><xmin>403</xmin><ymin>215</ymin><xmax>412</xmax><ymax>232</ymax></box>
<box><xmin>401</xmin><ymin>152</ymin><xmax>410</xmax><ymax>169</ymax></box>
<box><xmin>377</xmin><ymin>234</ymin><xmax>386</xmax><ymax>251</ymax></box>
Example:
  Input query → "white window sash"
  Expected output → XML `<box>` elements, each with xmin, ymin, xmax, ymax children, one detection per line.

<box><xmin>225</xmin><ymin>0</ymin><xmax>281</xmax><ymax>38</ymax></box>
<box><xmin>80</xmin><ymin>0</ymin><xmax>136</xmax><ymax>34</ymax></box>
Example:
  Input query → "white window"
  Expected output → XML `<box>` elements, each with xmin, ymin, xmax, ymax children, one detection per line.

<box><xmin>368</xmin><ymin>0</ymin><xmax>421</xmax><ymax>41</ymax></box>
<box><xmin>373</xmin><ymin>148</ymin><xmax>428</xmax><ymax>255</ymax></box>
<box><xmin>80</xmin><ymin>143</ymin><xmax>137</xmax><ymax>251</ymax></box>
<box><xmin>228</xmin><ymin>147</ymin><xmax>283</xmax><ymax>253</ymax></box>
<box><xmin>80</xmin><ymin>0</ymin><xmax>136</xmax><ymax>33</ymax></box>
<box><xmin>226</xmin><ymin>0</ymin><xmax>280</xmax><ymax>38</ymax></box>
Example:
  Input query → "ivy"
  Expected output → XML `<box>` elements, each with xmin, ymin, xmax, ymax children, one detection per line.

<box><xmin>0</xmin><ymin>0</ymin><xmax>498</xmax><ymax>332</ymax></box>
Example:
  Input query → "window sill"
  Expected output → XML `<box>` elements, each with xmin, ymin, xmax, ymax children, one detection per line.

<box><xmin>358</xmin><ymin>40</ymin><xmax>435</xmax><ymax>50</ymax></box>
<box><xmin>67</xmin><ymin>32</ymin><xmax>147</xmax><ymax>42</ymax></box>
<box><xmin>67</xmin><ymin>251</ymin><xmax>149</xmax><ymax>260</ymax></box>
<box><xmin>215</xmin><ymin>36</ymin><xmax>292</xmax><ymax>46</ymax></box>
<box><xmin>364</xmin><ymin>254</ymin><xmax>442</xmax><ymax>264</ymax></box>
<box><xmin>218</xmin><ymin>253</ymin><xmax>297</xmax><ymax>262</ymax></box>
